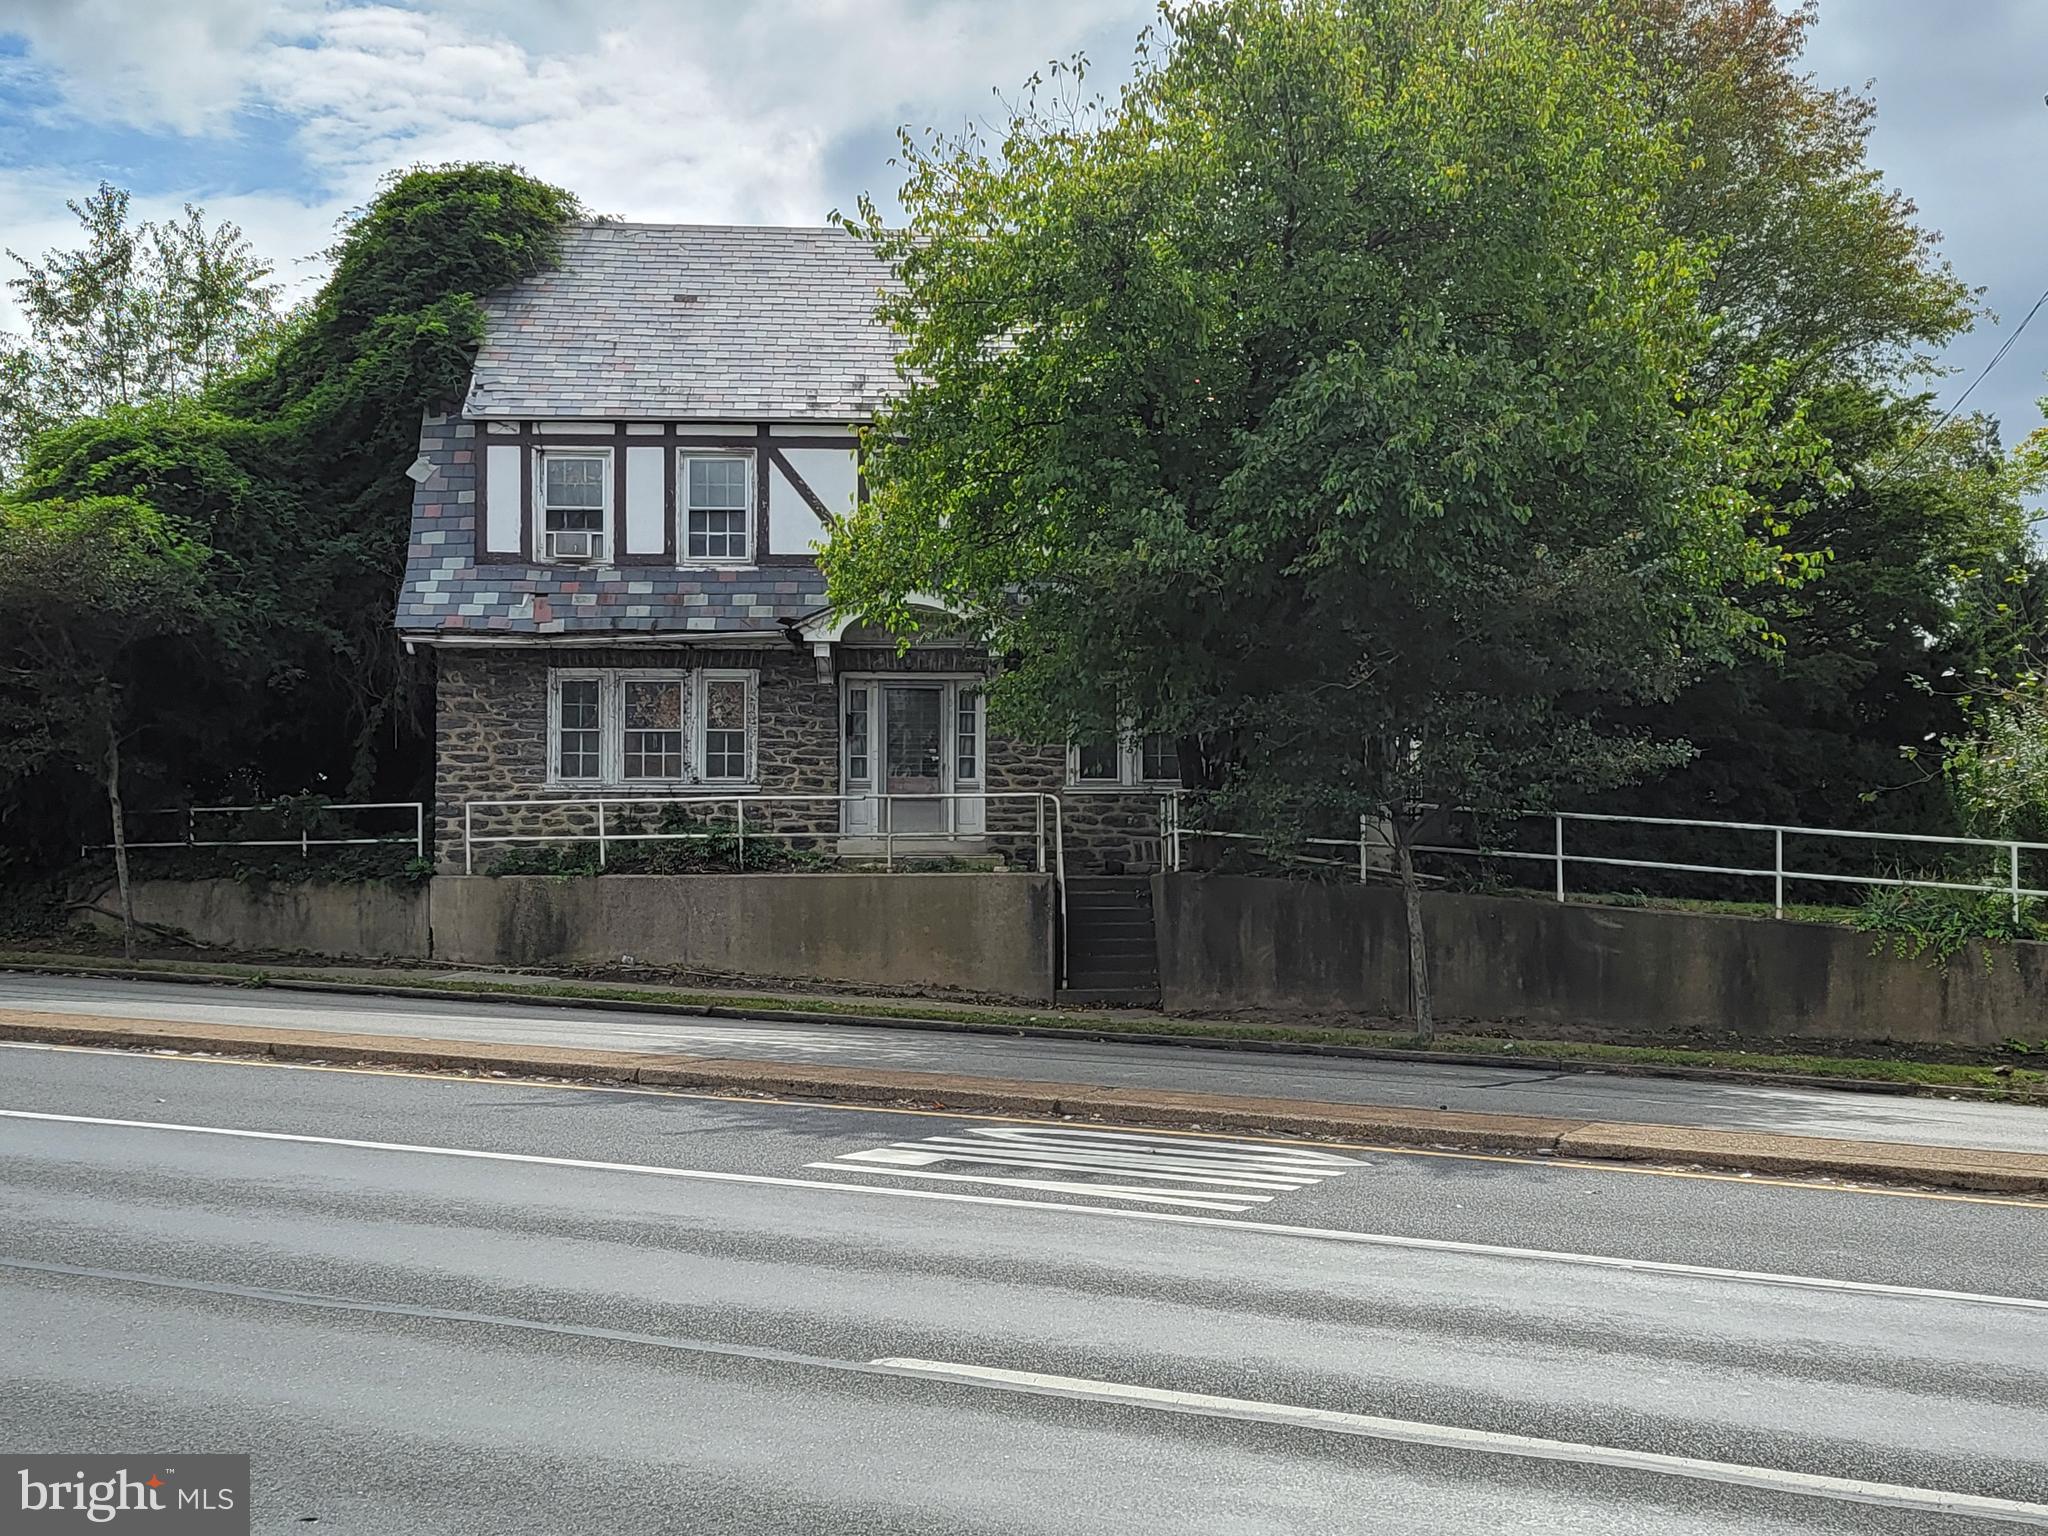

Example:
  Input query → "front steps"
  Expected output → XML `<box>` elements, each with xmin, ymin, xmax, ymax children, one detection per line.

<box><xmin>1060</xmin><ymin>875</ymin><xmax>1160</xmax><ymax>1006</ymax></box>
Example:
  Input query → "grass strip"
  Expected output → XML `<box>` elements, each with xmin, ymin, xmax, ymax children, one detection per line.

<box><xmin>3</xmin><ymin>949</ymin><xmax>2043</xmax><ymax>1098</ymax></box>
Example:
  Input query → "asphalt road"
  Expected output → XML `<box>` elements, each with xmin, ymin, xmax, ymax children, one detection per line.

<box><xmin>2</xmin><ymin>1042</ymin><xmax>2045</xmax><ymax>1533</ymax></box>
<box><xmin>4</xmin><ymin>971</ymin><xmax>2045</xmax><ymax>1153</ymax></box>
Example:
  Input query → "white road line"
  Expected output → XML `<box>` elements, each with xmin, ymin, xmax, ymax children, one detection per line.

<box><xmin>913</xmin><ymin>1130</ymin><xmax>1357</xmax><ymax>1171</ymax></box>
<box><xmin>805</xmin><ymin>1162</ymin><xmax>1268</xmax><ymax>1210</ymax></box>
<box><xmin>956</xmin><ymin>1125</ymin><xmax>1367</xmax><ymax>1164</ymax></box>
<box><xmin>20</xmin><ymin>1249</ymin><xmax>2036</xmax><ymax>1525</ymax></box>
<box><xmin>872</xmin><ymin>1359</ymin><xmax>2048</xmax><ymax>1527</ymax></box>
<box><xmin>4</xmin><ymin>1107</ymin><xmax>2046</xmax><ymax>1312</ymax></box>
<box><xmin>833</xmin><ymin>1145</ymin><xmax>1320</xmax><ymax>1188</ymax></box>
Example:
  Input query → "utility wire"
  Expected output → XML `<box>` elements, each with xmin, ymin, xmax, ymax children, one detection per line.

<box><xmin>1878</xmin><ymin>286</ymin><xmax>2048</xmax><ymax>478</ymax></box>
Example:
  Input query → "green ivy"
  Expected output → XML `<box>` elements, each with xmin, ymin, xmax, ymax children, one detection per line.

<box><xmin>1</xmin><ymin>165</ymin><xmax>583</xmax><ymax>862</ymax></box>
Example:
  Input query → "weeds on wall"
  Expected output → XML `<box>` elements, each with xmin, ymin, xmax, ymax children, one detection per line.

<box><xmin>1850</xmin><ymin>883</ymin><xmax>2045</xmax><ymax>969</ymax></box>
<box><xmin>485</xmin><ymin>834</ymin><xmax>836</xmax><ymax>877</ymax></box>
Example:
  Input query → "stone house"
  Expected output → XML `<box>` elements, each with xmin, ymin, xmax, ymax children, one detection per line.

<box><xmin>398</xmin><ymin>222</ymin><xmax>1176</xmax><ymax>881</ymax></box>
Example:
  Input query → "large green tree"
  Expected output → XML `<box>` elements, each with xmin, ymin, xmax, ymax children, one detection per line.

<box><xmin>0</xmin><ymin>185</ymin><xmax>285</xmax><ymax>473</ymax></box>
<box><xmin>1596</xmin><ymin>0</ymin><xmax>2028</xmax><ymax>837</ymax></box>
<box><xmin>0</xmin><ymin>165</ymin><xmax>581</xmax><ymax>867</ymax></box>
<box><xmin>827</xmin><ymin>0</ymin><xmax>1820</xmax><ymax>1034</ymax></box>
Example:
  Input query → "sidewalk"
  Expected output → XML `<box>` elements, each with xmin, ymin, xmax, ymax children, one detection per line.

<box><xmin>4</xmin><ymin>1001</ymin><xmax>2046</xmax><ymax>1194</ymax></box>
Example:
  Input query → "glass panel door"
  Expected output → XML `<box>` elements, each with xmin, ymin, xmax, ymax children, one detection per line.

<box><xmin>884</xmin><ymin>684</ymin><xmax>946</xmax><ymax>833</ymax></box>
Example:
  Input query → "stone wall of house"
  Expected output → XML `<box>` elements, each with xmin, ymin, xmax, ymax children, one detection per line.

<box><xmin>433</xmin><ymin>645</ymin><xmax>842</xmax><ymax>869</ymax></box>
<box><xmin>431</xmin><ymin>644</ymin><xmax>1170</xmax><ymax>873</ymax></box>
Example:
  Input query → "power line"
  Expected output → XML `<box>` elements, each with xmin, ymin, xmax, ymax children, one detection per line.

<box><xmin>1878</xmin><ymin>286</ymin><xmax>2048</xmax><ymax>477</ymax></box>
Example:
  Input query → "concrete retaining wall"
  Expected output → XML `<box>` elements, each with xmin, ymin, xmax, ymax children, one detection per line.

<box><xmin>98</xmin><ymin>879</ymin><xmax>431</xmax><ymax>960</ymax></box>
<box><xmin>1154</xmin><ymin>873</ymin><xmax>2048</xmax><ymax>1048</ymax></box>
<box><xmin>430</xmin><ymin>874</ymin><xmax>1057</xmax><ymax>1001</ymax></box>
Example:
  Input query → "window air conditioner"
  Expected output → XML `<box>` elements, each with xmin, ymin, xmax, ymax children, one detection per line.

<box><xmin>546</xmin><ymin>530</ymin><xmax>605</xmax><ymax>562</ymax></box>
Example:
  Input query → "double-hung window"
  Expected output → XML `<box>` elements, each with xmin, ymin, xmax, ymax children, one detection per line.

<box><xmin>554</xmin><ymin>677</ymin><xmax>604</xmax><ymax>780</ymax></box>
<box><xmin>700</xmin><ymin>673</ymin><xmax>752</xmax><ymax>782</ymax></box>
<box><xmin>549</xmin><ymin>669</ymin><xmax>756</xmax><ymax>786</ymax></box>
<box><xmin>684</xmin><ymin>454</ymin><xmax>751</xmax><ymax>563</ymax></box>
<box><xmin>1069</xmin><ymin>730</ymin><xmax>1182</xmax><ymax>788</ymax></box>
<box><xmin>539</xmin><ymin>450</ymin><xmax>609</xmax><ymax>562</ymax></box>
<box><xmin>621</xmin><ymin>678</ymin><xmax>687</xmax><ymax>781</ymax></box>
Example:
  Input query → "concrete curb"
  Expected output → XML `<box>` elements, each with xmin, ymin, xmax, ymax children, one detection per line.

<box><xmin>5</xmin><ymin>1009</ymin><xmax>2046</xmax><ymax>1194</ymax></box>
<box><xmin>4</xmin><ymin>958</ymin><xmax>2011</xmax><ymax>1102</ymax></box>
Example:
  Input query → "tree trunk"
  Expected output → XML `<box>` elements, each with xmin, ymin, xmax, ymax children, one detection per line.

<box><xmin>1395</xmin><ymin>829</ymin><xmax>1433</xmax><ymax>1044</ymax></box>
<box><xmin>104</xmin><ymin>718</ymin><xmax>136</xmax><ymax>962</ymax></box>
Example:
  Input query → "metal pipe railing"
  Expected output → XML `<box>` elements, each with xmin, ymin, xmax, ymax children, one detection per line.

<box><xmin>87</xmin><ymin>801</ymin><xmax>426</xmax><ymax>860</ymax></box>
<box><xmin>1158</xmin><ymin>795</ymin><xmax>2048</xmax><ymax>919</ymax></box>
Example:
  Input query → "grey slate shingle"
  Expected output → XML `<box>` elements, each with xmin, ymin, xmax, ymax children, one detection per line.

<box><xmin>463</xmin><ymin>221</ymin><xmax>902</xmax><ymax>421</ymax></box>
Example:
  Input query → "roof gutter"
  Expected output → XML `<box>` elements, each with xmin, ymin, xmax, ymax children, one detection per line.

<box><xmin>399</xmin><ymin>629</ymin><xmax>793</xmax><ymax>650</ymax></box>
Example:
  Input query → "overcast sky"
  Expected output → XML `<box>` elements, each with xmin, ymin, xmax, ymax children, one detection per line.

<box><xmin>2</xmin><ymin>0</ymin><xmax>2043</xmax><ymax>448</ymax></box>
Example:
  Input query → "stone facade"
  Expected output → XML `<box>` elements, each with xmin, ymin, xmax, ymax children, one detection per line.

<box><xmin>432</xmin><ymin>645</ymin><xmax>1169</xmax><ymax>874</ymax></box>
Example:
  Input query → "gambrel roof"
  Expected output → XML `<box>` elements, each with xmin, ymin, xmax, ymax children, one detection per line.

<box><xmin>462</xmin><ymin>221</ymin><xmax>901</xmax><ymax>421</ymax></box>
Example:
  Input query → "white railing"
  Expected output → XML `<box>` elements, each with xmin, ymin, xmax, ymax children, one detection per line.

<box><xmin>461</xmin><ymin>791</ymin><xmax>1064</xmax><ymax>878</ymax></box>
<box><xmin>87</xmin><ymin>801</ymin><xmax>426</xmax><ymax>860</ymax></box>
<box><xmin>1159</xmin><ymin>797</ymin><xmax>2048</xmax><ymax>919</ymax></box>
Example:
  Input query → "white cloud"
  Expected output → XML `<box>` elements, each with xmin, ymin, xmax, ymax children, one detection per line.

<box><xmin>1</xmin><ymin>0</ymin><xmax>1148</xmax><ymax>334</ymax></box>
<box><xmin>2</xmin><ymin>0</ymin><xmax>294</xmax><ymax>135</ymax></box>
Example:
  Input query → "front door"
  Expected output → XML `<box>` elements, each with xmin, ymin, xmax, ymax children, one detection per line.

<box><xmin>884</xmin><ymin>684</ymin><xmax>945</xmax><ymax>833</ymax></box>
<box><xmin>842</xmin><ymin>679</ymin><xmax>984</xmax><ymax>839</ymax></box>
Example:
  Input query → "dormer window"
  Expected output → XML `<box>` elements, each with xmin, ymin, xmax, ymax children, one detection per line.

<box><xmin>540</xmin><ymin>450</ymin><xmax>609</xmax><ymax>562</ymax></box>
<box><xmin>684</xmin><ymin>453</ymin><xmax>751</xmax><ymax>563</ymax></box>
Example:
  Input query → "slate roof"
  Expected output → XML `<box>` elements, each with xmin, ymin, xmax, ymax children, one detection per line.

<box><xmin>463</xmin><ymin>221</ymin><xmax>902</xmax><ymax>421</ymax></box>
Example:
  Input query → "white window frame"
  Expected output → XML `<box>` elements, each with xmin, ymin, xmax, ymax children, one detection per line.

<box><xmin>546</xmin><ymin>668</ymin><xmax>759</xmax><ymax>789</ymax></box>
<box><xmin>617</xmin><ymin>671</ymin><xmax>694</xmax><ymax>786</ymax></box>
<box><xmin>534</xmin><ymin>447</ymin><xmax>613</xmax><ymax>564</ymax></box>
<box><xmin>680</xmin><ymin>450</ymin><xmax>755</xmax><ymax>567</ymax></box>
<box><xmin>1067</xmin><ymin>729</ymin><xmax>1181</xmax><ymax>790</ymax></box>
<box><xmin>550</xmin><ymin>669</ymin><xmax>608</xmax><ymax>784</ymax></box>
<box><xmin>696</xmin><ymin>669</ymin><xmax>758</xmax><ymax>785</ymax></box>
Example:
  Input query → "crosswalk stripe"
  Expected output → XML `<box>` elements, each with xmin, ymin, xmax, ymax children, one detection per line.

<box><xmin>813</xmin><ymin>1125</ymin><xmax>1365</xmax><ymax>1210</ymax></box>
<box><xmin>911</xmin><ymin>1135</ymin><xmax>1348</xmax><ymax>1177</ymax></box>
<box><xmin>803</xmin><ymin>1162</ymin><xmax>1271</xmax><ymax>1210</ymax></box>
<box><xmin>830</xmin><ymin>1147</ymin><xmax>1316</xmax><ymax>1189</ymax></box>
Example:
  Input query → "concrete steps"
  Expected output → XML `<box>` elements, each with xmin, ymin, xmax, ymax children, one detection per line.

<box><xmin>1060</xmin><ymin>875</ymin><xmax>1160</xmax><ymax>1006</ymax></box>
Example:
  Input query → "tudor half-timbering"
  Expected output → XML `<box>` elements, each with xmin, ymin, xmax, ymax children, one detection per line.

<box><xmin>398</xmin><ymin>222</ymin><xmax>1174</xmax><ymax>873</ymax></box>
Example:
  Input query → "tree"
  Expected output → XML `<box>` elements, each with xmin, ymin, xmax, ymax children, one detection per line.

<box><xmin>0</xmin><ymin>496</ymin><xmax>218</xmax><ymax>955</ymax></box>
<box><xmin>0</xmin><ymin>165</ymin><xmax>582</xmax><ymax>872</ymax></box>
<box><xmin>1606</xmin><ymin>387</ymin><xmax>2037</xmax><ymax>833</ymax></box>
<box><xmin>1587</xmin><ymin>1</ymin><xmax>2024</xmax><ymax>838</ymax></box>
<box><xmin>0</xmin><ymin>184</ymin><xmax>284</xmax><ymax>473</ymax></box>
<box><xmin>827</xmin><ymin>0</ymin><xmax>1820</xmax><ymax>1037</ymax></box>
<box><xmin>1614</xmin><ymin>0</ymin><xmax>1976</xmax><ymax>389</ymax></box>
